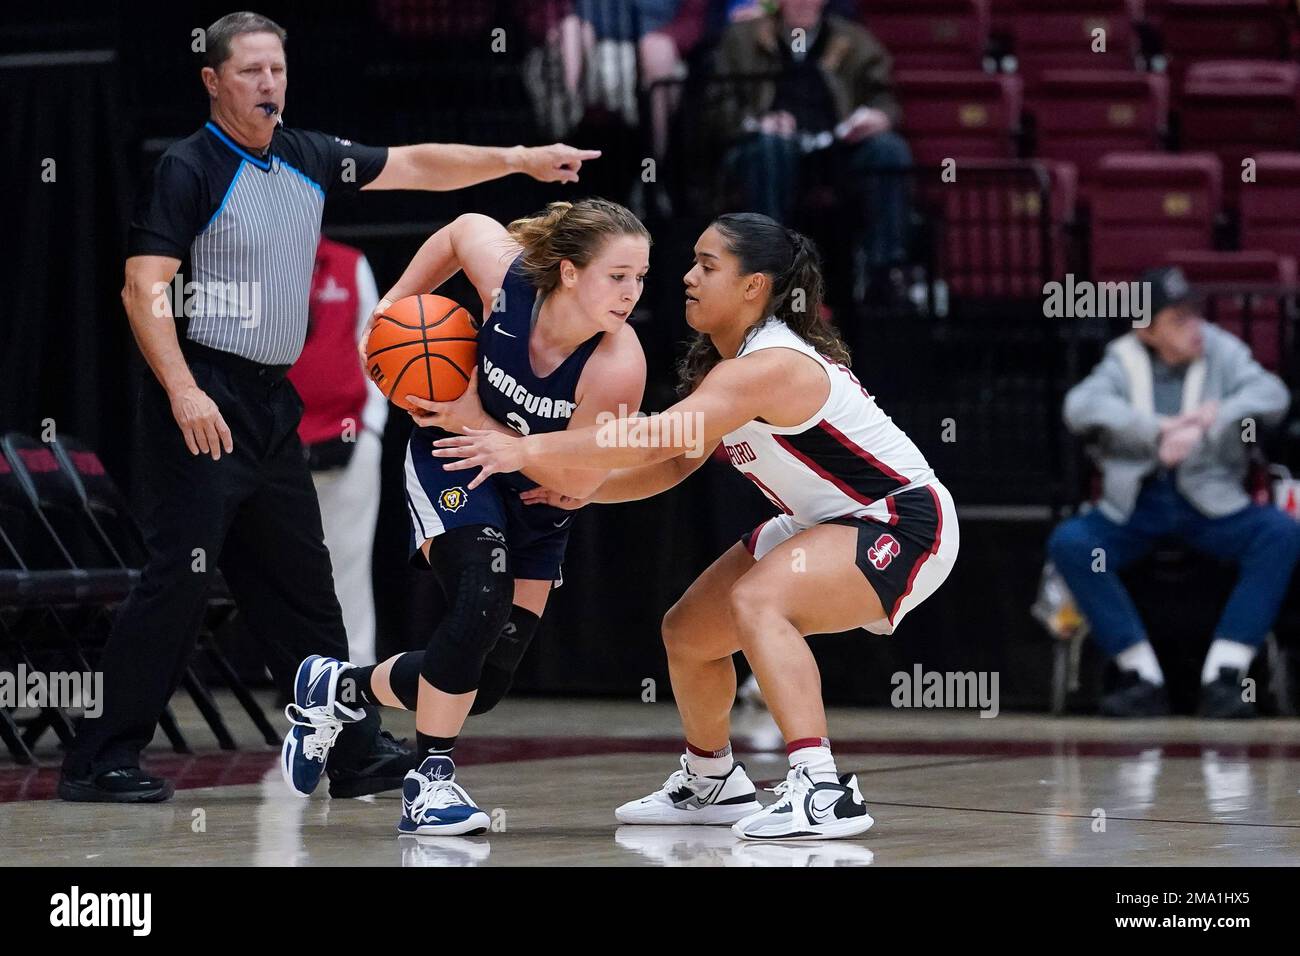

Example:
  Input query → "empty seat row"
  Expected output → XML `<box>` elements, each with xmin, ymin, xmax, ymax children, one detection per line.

<box><xmin>911</xmin><ymin>154</ymin><xmax>1296</xmax><ymax>357</ymax></box>
<box><xmin>895</xmin><ymin>64</ymin><xmax>1300</xmax><ymax>198</ymax></box>
<box><xmin>861</xmin><ymin>0</ymin><xmax>1294</xmax><ymax>84</ymax></box>
<box><xmin>1091</xmin><ymin>151</ymin><xmax>1300</xmax><ymax>279</ymax></box>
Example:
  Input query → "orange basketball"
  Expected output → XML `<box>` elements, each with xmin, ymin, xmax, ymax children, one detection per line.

<box><xmin>364</xmin><ymin>294</ymin><xmax>479</xmax><ymax>412</ymax></box>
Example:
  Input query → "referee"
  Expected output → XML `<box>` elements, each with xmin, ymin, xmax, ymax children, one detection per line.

<box><xmin>59</xmin><ymin>11</ymin><xmax>599</xmax><ymax>803</ymax></box>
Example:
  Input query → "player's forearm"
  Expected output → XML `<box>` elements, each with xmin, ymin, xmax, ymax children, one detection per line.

<box><xmin>124</xmin><ymin>281</ymin><xmax>194</xmax><ymax>397</ymax></box>
<box><xmin>468</xmin><ymin>414</ymin><xmax>605</xmax><ymax>496</ymax></box>
<box><xmin>406</xmin><ymin>143</ymin><xmax>526</xmax><ymax>191</ymax></box>
<box><xmin>386</xmin><ymin>223</ymin><xmax>460</xmax><ymax>300</ymax></box>
<box><xmin>586</xmin><ymin>459</ymin><xmax>691</xmax><ymax>503</ymax></box>
<box><xmin>522</xmin><ymin>419</ymin><xmax>683</xmax><ymax>470</ymax></box>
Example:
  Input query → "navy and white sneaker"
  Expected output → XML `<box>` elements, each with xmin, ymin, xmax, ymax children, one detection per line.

<box><xmin>732</xmin><ymin>765</ymin><xmax>874</xmax><ymax>841</ymax></box>
<box><xmin>281</xmin><ymin>655</ymin><xmax>366</xmax><ymax>797</ymax></box>
<box><xmin>614</xmin><ymin>756</ymin><xmax>761</xmax><ymax>825</ymax></box>
<box><xmin>397</xmin><ymin>756</ymin><xmax>491</xmax><ymax>836</ymax></box>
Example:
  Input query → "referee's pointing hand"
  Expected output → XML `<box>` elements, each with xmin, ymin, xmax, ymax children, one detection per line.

<box><xmin>170</xmin><ymin>383</ymin><xmax>234</xmax><ymax>460</ymax></box>
<box><xmin>519</xmin><ymin>144</ymin><xmax>602</xmax><ymax>184</ymax></box>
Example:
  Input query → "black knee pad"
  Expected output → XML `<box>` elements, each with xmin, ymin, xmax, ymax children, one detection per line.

<box><xmin>421</xmin><ymin>526</ymin><xmax>514</xmax><ymax>695</ymax></box>
<box><xmin>385</xmin><ymin>652</ymin><xmax>423</xmax><ymax>711</ymax></box>
<box><xmin>469</xmin><ymin>606</ymin><xmax>541</xmax><ymax>716</ymax></box>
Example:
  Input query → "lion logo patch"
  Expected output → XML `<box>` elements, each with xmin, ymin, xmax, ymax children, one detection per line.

<box><xmin>438</xmin><ymin>487</ymin><xmax>468</xmax><ymax>513</ymax></box>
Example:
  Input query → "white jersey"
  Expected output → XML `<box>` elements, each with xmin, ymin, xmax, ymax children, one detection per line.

<box><xmin>720</xmin><ymin>318</ymin><xmax>935</xmax><ymax>529</ymax></box>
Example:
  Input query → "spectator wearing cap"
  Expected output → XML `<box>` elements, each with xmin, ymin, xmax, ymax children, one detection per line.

<box><xmin>1048</xmin><ymin>266</ymin><xmax>1299</xmax><ymax>717</ymax></box>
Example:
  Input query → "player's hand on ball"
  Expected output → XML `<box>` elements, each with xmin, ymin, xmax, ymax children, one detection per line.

<box><xmin>519</xmin><ymin>487</ymin><xmax>586</xmax><ymax>510</ymax></box>
<box><xmin>519</xmin><ymin>144</ymin><xmax>602</xmax><ymax>184</ymax></box>
<box><xmin>406</xmin><ymin>368</ymin><xmax>484</xmax><ymax>433</ymax></box>
<box><xmin>359</xmin><ymin>295</ymin><xmax>395</xmax><ymax>370</ymax></box>
<box><xmin>169</xmin><ymin>384</ymin><xmax>233</xmax><ymax>461</ymax></box>
<box><xmin>432</xmin><ymin>428</ymin><xmax>525</xmax><ymax>489</ymax></box>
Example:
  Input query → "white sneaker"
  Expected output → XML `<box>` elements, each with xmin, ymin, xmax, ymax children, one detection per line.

<box><xmin>731</xmin><ymin>765</ymin><xmax>874</xmax><ymax>841</ymax></box>
<box><xmin>614</xmin><ymin>756</ymin><xmax>761</xmax><ymax>825</ymax></box>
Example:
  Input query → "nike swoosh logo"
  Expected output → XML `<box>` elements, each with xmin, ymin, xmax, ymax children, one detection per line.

<box><xmin>808</xmin><ymin>791</ymin><xmax>844</xmax><ymax>821</ymax></box>
<box><xmin>306</xmin><ymin>665</ymin><xmax>330</xmax><ymax>705</ymax></box>
<box><xmin>492</xmin><ymin>324</ymin><xmax>517</xmax><ymax>338</ymax></box>
<box><xmin>553</xmin><ymin>516</ymin><xmax>572</xmax><ymax>528</ymax></box>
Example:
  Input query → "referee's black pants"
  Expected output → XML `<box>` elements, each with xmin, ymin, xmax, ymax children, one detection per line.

<box><xmin>64</xmin><ymin>342</ymin><xmax>378</xmax><ymax>777</ymax></box>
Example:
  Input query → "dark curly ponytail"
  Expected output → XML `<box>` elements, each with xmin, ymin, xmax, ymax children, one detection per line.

<box><xmin>676</xmin><ymin>213</ymin><xmax>850</xmax><ymax>395</ymax></box>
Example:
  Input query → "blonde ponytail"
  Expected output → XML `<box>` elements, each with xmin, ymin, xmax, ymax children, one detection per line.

<box><xmin>507</xmin><ymin>198</ymin><xmax>650</xmax><ymax>293</ymax></box>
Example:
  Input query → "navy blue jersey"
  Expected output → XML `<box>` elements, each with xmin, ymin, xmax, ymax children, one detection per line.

<box><xmin>474</xmin><ymin>252</ymin><xmax>602</xmax><ymax>491</ymax></box>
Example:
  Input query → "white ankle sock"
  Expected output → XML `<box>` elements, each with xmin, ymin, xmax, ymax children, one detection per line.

<box><xmin>1116</xmin><ymin>640</ymin><xmax>1164</xmax><ymax>686</ymax></box>
<box><xmin>1201</xmin><ymin>639</ymin><xmax>1256</xmax><ymax>685</ymax></box>
<box><xmin>789</xmin><ymin>744</ymin><xmax>838</xmax><ymax>783</ymax></box>
<box><xmin>685</xmin><ymin>745</ymin><xmax>733</xmax><ymax>778</ymax></box>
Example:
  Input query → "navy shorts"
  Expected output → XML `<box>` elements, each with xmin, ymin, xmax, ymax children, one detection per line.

<box><xmin>404</xmin><ymin>426</ymin><xmax>573</xmax><ymax>583</ymax></box>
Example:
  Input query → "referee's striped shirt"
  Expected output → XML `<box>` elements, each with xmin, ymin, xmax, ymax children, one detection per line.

<box><xmin>127</xmin><ymin>120</ymin><xmax>388</xmax><ymax>365</ymax></box>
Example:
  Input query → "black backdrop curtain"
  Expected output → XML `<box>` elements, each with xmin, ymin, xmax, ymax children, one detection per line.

<box><xmin>0</xmin><ymin>50</ymin><xmax>138</xmax><ymax>488</ymax></box>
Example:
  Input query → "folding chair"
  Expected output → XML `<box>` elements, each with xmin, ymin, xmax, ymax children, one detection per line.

<box><xmin>0</xmin><ymin>433</ymin><xmax>195</xmax><ymax>756</ymax></box>
<box><xmin>51</xmin><ymin>435</ymin><xmax>279</xmax><ymax>747</ymax></box>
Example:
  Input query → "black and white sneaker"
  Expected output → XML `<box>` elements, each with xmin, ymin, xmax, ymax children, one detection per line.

<box><xmin>732</xmin><ymin>765</ymin><xmax>874</xmax><ymax>841</ymax></box>
<box><xmin>614</xmin><ymin>756</ymin><xmax>761</xmax><ymax>825</ymax></box>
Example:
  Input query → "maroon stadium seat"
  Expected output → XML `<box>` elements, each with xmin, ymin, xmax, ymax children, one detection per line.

<box><xmin>1180</xmin><ymin>61</ymin><xmax>1300</xmax><ymax>205</ymax></box>
<box><xmin>1005</xmin><ymin>0</ymin><xmax>1142</xmax><ymax>87</ymax></box>
<box><xmin>1161</xmin><ymin>0</ymin><xmax>1292</xmax><ymax>87</ymax></box>
<box><xmin>921</xmin><ymin>159</ymin><xmax>1078</xmax><ymax>298</ymax></box>
<box><xmin>1239</xmin><ymin>152</ymin><xmax>1300</xmax><ymax>257</ymax></box>
<box><xmin>895</xmin><ymin>70</ymin><xmax>1023</xmax><ymax>164</ymax></box>
<box><xmin>988</xmin><ymin>0</ymin><xmax>1016</xmax><ymax>40</ymax></box>
<box><xmin>1162</xmin><ymin>249</ymin><xmax>1296</xmax><ymax>370</ymax></box>
<box><xmin>1030</xmin><ymin>70</ymin><xmax>1169</xmax><ymax>192</ymax></box>
<box><xmin>1142</xmin><ymin>0</ymin><xmax>1170</xmax><ymax>24</ymax></box>
<box><xmin>858</xmin><ymin>0</ymin><xmax>991</xmax><ymax>70</ymax></box>
<box><xmin>1090</xmin><ymin>152</ymin><xmax>1221</xmax><ymax>281</ymax></box>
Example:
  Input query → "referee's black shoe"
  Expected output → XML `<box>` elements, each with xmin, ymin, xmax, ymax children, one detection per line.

<box><xmin>58</xmin><ymin>767</ymin><xmax>175</xmax><ymax>803</ymax></box>
<box><xmin>327</xmin><ymin>730</ymin><xmax>419</xmax><ymax>798</ymax></box>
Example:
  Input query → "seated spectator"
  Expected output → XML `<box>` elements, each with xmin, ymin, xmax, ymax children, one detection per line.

<box><xmin>1048</xmin><ymin>267</ymin><xmax>1299</xmax><ymax>718</ymax></box>
<box><xmin>707</xmin><ymin>0</ymin><xmax>911</xmax><ymax>289</ymax></box>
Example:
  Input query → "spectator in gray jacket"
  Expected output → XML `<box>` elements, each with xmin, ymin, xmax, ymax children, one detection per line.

<box><xmin>1048</xmin><ymin>266</ymin><xmax>1299</xmax><ymax>718</ymax></box>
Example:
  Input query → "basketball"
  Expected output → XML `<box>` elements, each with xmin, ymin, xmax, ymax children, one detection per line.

<box><xmin>364</xmin><ymin>294</ymin><xmax>479</xmax><ymax>412</ymax></box>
